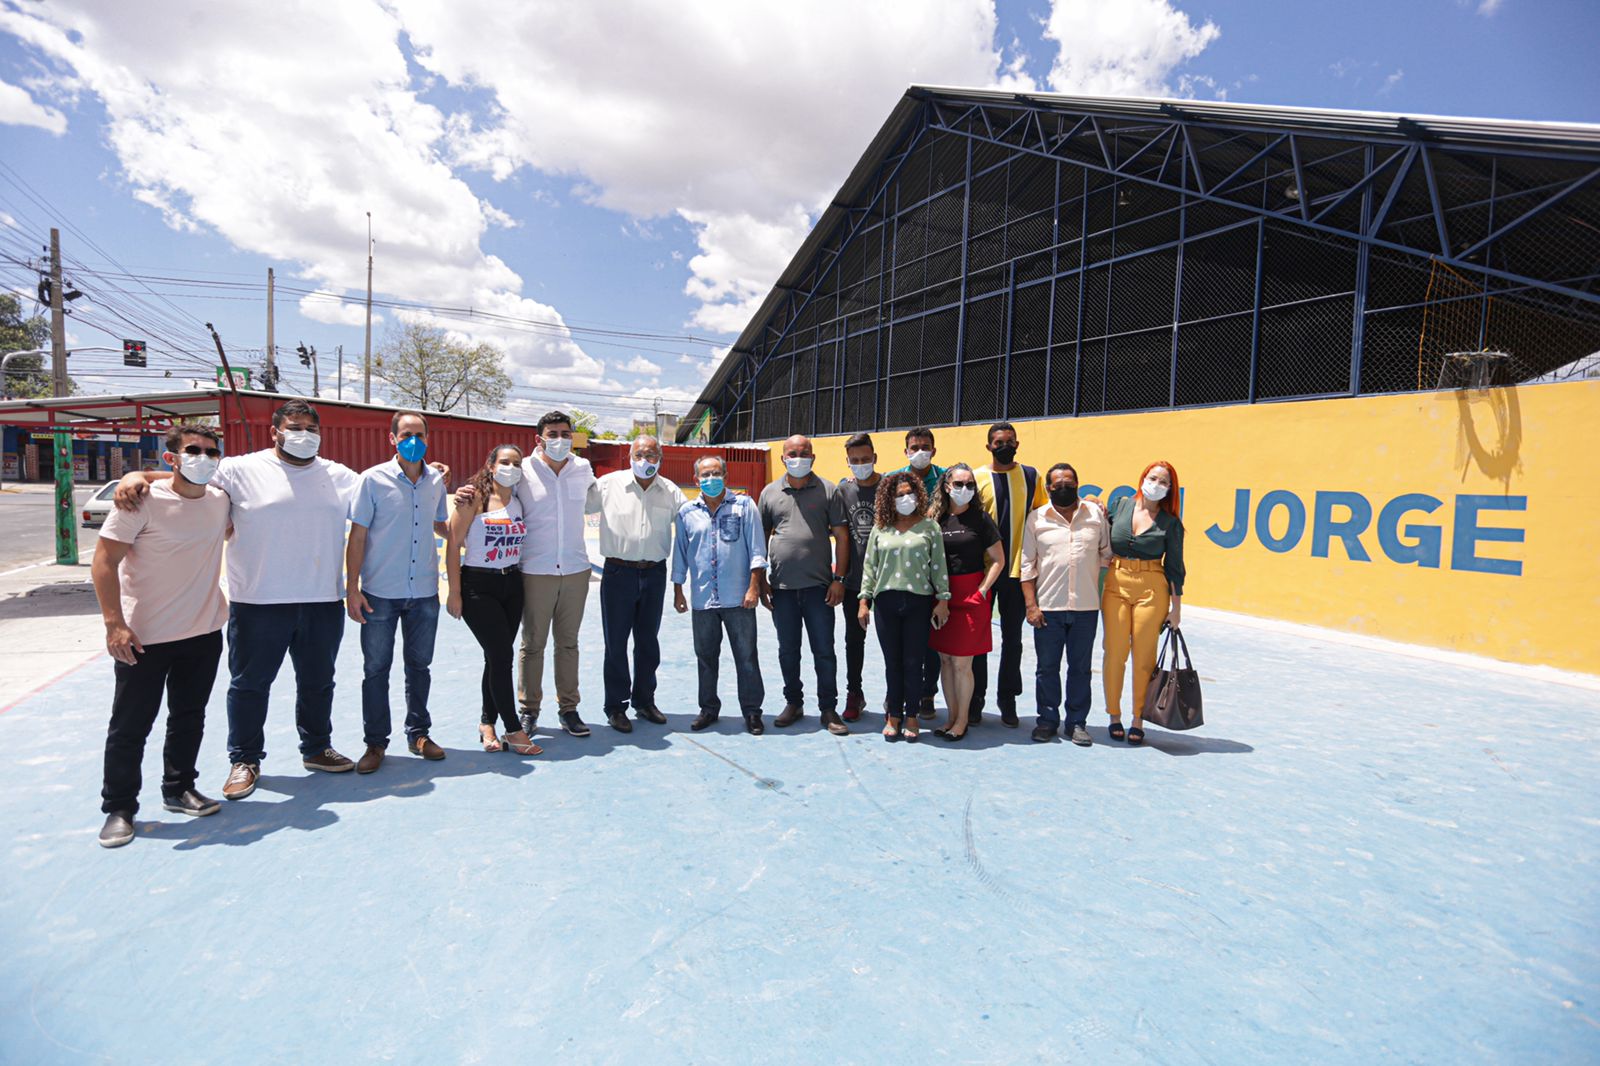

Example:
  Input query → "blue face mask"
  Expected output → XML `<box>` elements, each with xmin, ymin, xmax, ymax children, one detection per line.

<box><xmin>397</xmin><ymin>435</ymin><xmax>427</xmax><ymax>463</ymax></box>
<box><xmin>699</xmin><ymin>476</ymin><xmax>725</xmax><ymax>498</ymax></box>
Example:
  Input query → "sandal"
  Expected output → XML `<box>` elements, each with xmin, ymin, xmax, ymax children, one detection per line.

<box><xmin>480</xmin><ymin>725</ymin><xmax>503</xmax><ymax>753</ymax></box>
<box><xmin>502</xmin><ymin>731</ymin><xmax>543</xmax><ymax>756</ymax></box>
<box><xmin>1108</xmin><ymin>720</ymin><xmax>1126</xmax><ymax>742</ymax></box>
<box><xmin>883</xmin><ymin>718</ymin><xmax>902</xmax><ymax>742</ymax></box>
<box><xmin>1127</xmin><ymin>726</ymin><xmax>1145</xmax><ymax>746</ymax></box>
<box><xmin>902</xmin><ymin>722</ymin><xmax>920</xmax><ymax>742</ymax></box>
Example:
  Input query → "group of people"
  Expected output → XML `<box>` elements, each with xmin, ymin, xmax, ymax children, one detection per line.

<box><xmin>89</xmin><ymin>401</ymin><xmax>1186</xmax><ymax>849</ymax></box>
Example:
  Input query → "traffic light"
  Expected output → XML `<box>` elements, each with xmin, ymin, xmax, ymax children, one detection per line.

<box><xmin>122</xmin><ymin>338</ymin><xmax>147</xmax><ymax>368</ymax></box>
<box><xmin>296</xmin><ymin>342</ymin><xmax>315</xmax><ymax>368</ymax></box>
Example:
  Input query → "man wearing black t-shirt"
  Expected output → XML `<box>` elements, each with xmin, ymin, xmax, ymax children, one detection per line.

<box><xmin>835</xmin><ymin>433</ymin><xmax>880</xmax><ymax>722</ymax></box>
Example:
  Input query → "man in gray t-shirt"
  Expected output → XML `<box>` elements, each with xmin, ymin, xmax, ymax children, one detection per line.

<box><xmin>834</xmin><ymin>432</ymin><xmax>881</xmax><ymax>721</ymax></box>
<box><xmin>758</xmin><ymin>434</ymin><xmax>851</xmax><ymax>735</ymax></box>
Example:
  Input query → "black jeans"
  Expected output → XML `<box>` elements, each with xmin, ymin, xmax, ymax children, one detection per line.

<box><xmin>872</xmin><ymin>590</ymin><xmax>933</xmax><ymax>718</ymax></box>
<box><xmin>691</xmin><ymin>607</ymin><xmax>764</xmax><ymax>719</ymax></box>
<box><xmin>460</xmin><ymin>566</ymin><xmax>524</xmax><ymax>733</ymax></box>
<box><xmin>842</xmin><ymin>590</ymin><xmax>867</xmax><ymax>695</ymax></box>
<box><xmin>101</xmin><ymin>629</ymin><xmax>223</xmax><ymax>814</ymax></box>
<box><xmin>972</xmin><ymin>574</ymin><xmax>1025</xmax><ymax>713</ymax></box>
<box><xmin>600</xmin><ymin>561</ymin><xmax>667</xmax><ymax>717</ymax></box>
<box><xmin>772</xmin><ymin>585</ymin><xmax>838</xmax><ymax>712</ymax></box>
<box><xmin>226</xmin><ymin>601</ymin><xmax>345</xmax><ymax>765</ymax></box>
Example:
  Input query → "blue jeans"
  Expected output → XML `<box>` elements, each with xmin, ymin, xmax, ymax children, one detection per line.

<box><xmin>226</xmin><ymin>601</ymin><xmax>345</xmax><ymax>764</ymax></box>
<box><xmin>691</xmin><ymin>607</ymin><xmax>764</xmax><ymax>719</ymax></box>
<box><xmin>1033</xmin><ymin>609</ymin><xmax>1099</xmax><ymax>731</ymax></box>
<box><xmin>771</xmin><ymin>586</ymin><xmax>838</xmax><ymax>712</ymax></box>
<box><xmin>600</xmin><ymin>561</ymin><xmax>667</xmax><ymax>716</ymax></box>
<box><xmin>359</xmin><ymin>593</ymin><xmax>440</xmax><ymax>747</ymax></box>
<box><xmin>873</xmin><ymin>589</ymin><xmax>933</xmax><ymax>718</ymax></box>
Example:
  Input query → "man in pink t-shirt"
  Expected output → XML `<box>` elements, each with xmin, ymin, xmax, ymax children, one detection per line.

<box><xmin>91</xmin><ymin>424</ymin><xmax>230</xmax><ymax>848</ymax></box>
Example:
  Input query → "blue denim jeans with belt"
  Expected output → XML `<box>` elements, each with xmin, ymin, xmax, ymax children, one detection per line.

<box><xmin>359</xmin><ymin>593</ymin><xmax>440</xmax><ymax>747</ymax></box>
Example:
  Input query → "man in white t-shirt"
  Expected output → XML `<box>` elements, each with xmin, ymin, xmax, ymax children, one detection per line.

<box><xmin>455</xmin><ymin>410</ymin><xmax>595</xmax><ymax>738</ymax></box>
<box><xmin>91</xmin><ymin>424</ymin><xmax>231</xmax><ymax>848</ymax></box>
<box><xmin>116</xmin><ymin>399</ymin><xmax>363</xmax><ymax>801</ymax></box>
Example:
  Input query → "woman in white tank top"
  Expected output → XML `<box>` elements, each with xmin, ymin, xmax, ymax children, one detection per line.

<box><xmin>446</xmin><ymin>445</ymin><xmax>538</xmax><ymax>755</ymax></box>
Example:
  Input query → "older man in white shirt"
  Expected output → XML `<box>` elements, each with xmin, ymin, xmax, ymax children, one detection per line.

<box><xmin>1021</xmin><ymin>462</ymin><xmax>1111</xmax><ymax>747</ymax></box>
<box><xmin>587</xmin><ymin>435</ymin><xmax>686</xmax><ymax>733</ymax></box>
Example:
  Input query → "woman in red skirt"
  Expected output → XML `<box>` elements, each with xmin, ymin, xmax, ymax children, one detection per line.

<box><xmin>929</xmin><ymin>463</ymin><xmax>1005</xmax><ymax>741</ymax></box>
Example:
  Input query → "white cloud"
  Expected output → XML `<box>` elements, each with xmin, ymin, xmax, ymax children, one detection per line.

<box><xmin>1042</xmin><ymin>0</ymin><xmax>1220</xmax><ymax>97</ymax></box>
<box><xmin>0</xmin><ymin>0</ymin><xmax>601</xmax><ymax>406</ymax></box>
<box><xmin>297</xmin><ymin>293</ymin><xmax>375</xmax><ymax>328</ymax></box>
<box><xmin>1379</xmin><ymin>69</ymin><xmax>1405</xmax><ymax>96</ymax></box>
<box><xmin>1476</xmin><ymin>0</ymin><xmax>1503</xmax><ymax>14</ymax></box>
<box><xmin>620</xmin><ymin>355</ymin><xmax>662</xmax><ymax>377</ymax></box>
<box><xmin>0</xmin><ymin>76</ymin><xmax>66</xmax><ymax>134</ymax></box>
<box><xmin>391</xmin><ymin>0</ymin><xmax>1035</xmax><ymax>333</ymax></box>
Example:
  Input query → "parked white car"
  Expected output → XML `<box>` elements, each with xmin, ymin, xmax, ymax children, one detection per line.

<box><xmin>81</xmin><ymin>482</ymin><xmax>117</xmax><ymax>528</ymax></box>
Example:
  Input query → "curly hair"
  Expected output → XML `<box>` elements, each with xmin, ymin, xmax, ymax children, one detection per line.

<box><xmin>929</xmin><ymin>462</ymin><xmax>975</xmax><ymax>522</ymax></box>
<box><xmin>468</xmin><ymin>443</ymin><xmax>524</xmax><ymax>515</ymax></box>
<box><xmin>873</xmin><ymin>470</ymin><xmax>927</xmax><ymax>528</ymax></box>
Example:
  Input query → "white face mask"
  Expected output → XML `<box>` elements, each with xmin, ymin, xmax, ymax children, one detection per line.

<box><xmin>948</xmin><ymin>485</ymin><xmax>975</xmax><ymax>507</ymax></box>
<box><xmin>1142</xmin><ymin>478</ymin><xmax>1169</xmax><ymax>502</ymax></box>
<box><xmin>542</xmin><ymin>437</ymin><xmax>572</xmax><ymax>462</ymax></box>
<box><xmin>848</xmin><ymin>461</ymin><xmax>875</xmax><ymax>481</ymax></box>
<box><xmin>784</xmin><ymin>456</ymin><xmax>813</xmax><ymax>479</ymax></box>
<box><xmin>907</xmin><ymin>449</ymin><xmax>932</xmax><ymax>470</ymax></box>
<box><xmin>493</xmin><ymin>464</ymin><xmax>522</xmax><ymax>487</ymax></box>
<box><xmin>894</xmin><ymin>494</ymin><xmax>919</xmax><ymax>516</ymax></box>
<box><xmin>631</xmin><ymin>458</ymin><xmax>659</xmax><ymax>480</ymax></box>
<box><xmin>278</xmin><ymin>429</ymin><xmax>320</xmax><ymax>460</ymax></box>
<box><xmin>176</xmin><ymin>453</ymin><xmax>218</xmax><ymax>485</ymax></box>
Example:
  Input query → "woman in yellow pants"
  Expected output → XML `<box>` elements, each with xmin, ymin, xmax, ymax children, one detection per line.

<box><xmin>1101</xmin><ymin>461</ymin><xmax>1186</xmax><ymax>745</ymax></box>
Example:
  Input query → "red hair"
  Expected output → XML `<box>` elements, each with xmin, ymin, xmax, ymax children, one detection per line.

<box><xmin>1137</xmin><ymin>460</ymin><xmax>1180</xmax><ymax>517</ymax></box>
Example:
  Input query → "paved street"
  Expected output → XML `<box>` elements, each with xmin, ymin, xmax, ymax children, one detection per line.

<box><xmin>0</xmin><ymin>482</ymin><xmax>101</xmax><ymax>572</ymax></box>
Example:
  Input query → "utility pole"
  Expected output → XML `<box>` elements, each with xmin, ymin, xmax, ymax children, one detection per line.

<box><xmin>336</xmin><ymin>343</ymin><xmax>343</xmax><ymax>400</ymax></box>
<box><xmin>265</xmin><ymin>266</ymin><xmax>275</xmax><ymax>388</ymax></box>
<box><xmin>48</xmin><ymin>228</ymin><xmax>77</xmax><ymax>565</ymax></box>
<box><xmin>363</xmin><ymin>212</ymin><xmax>373</xmax><ymax>403</ymax></box>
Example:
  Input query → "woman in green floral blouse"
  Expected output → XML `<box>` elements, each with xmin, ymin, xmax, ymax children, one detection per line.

<box><xmin>856</xmin><ymin>471</ymin><xmax>951</xmax><ymax>741</ymax></box>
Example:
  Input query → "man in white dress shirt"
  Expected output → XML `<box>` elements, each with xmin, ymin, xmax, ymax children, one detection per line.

<box><xmin>586</xmin><ymin>435</ymin><xmax>685</xmax><ymax>733</ymax></box>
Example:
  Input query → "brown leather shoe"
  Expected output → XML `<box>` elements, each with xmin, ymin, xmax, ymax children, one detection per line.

<box><xmin>774</xmin><ymin>703</ymin><xmax>804</xmax><ymax>728</ymax></box>
<box><xmin>408</xmin><ymin>736</ymin><xmax>446</xmax><ymax>761</ymax></box>
<box><xmin>356</xmin><ymin>744</ymin><xmax>385</xmax><ymax>774</ymax></box>
<box><xmin>842</xmin><ymin>691</ymin><xmax>865</xmax><ymax>722</ymax></box>
<box><xmin>302</xmin><ymin>748</ymin><xmax>356</xmax><ymax>773</ymax></box>
<box><xmin>222</xmin><ymin>762</ymin><xmax>258</xmax><ymax>800</ymax></box>
<box><xmin>821</xmin><ymin>708</ymin><xmax>850</xmax><ymax>736</ymax></box>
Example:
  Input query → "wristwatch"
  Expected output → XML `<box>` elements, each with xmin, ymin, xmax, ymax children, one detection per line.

<box><xmin>829</xmin><ymin>574</ymin><xmax>844</xmax><ymax>585</ymax></box>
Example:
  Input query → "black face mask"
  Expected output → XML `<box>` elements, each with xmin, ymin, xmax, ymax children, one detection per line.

<box><xmin>1049</xmin><ymin>485</ymin><xmax>1079</xmax><ymax>509</ymax></box>
<box><xmin>991</xmin><ymin>445</ymin><xmax>1017</xmax><ymax>465</ymax></box>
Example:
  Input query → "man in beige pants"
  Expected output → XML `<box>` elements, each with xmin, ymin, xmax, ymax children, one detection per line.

<box><xmin>456</xmin><ymin>410</ymin><xmax>596</xmax><ymax>737</ymax></box>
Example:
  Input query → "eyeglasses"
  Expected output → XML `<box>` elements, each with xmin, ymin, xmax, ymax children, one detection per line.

<box><xmin>181</xmin><ymin>445</ymin><xmax>222</xmax><ymax>458</ymax></box>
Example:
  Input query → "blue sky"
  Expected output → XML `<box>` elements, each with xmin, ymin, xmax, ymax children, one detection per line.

<box><xmin>0</xmin><ymin>0</ymin><xmax>1595</xmax><ymax>429</ymax></box>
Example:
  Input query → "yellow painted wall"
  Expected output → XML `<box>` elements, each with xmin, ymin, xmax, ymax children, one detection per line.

<box><xmin>767</xmin><ymin>378</ymin><xmax>1600</xmax><ymax>674</ymax></box>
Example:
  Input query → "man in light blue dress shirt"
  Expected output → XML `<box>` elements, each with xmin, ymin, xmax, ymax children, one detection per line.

<box><xmin>346</xmin><ymin>411</ymin><xmax>451</xmax><ymax>773</ymax></box>
<box><xmin>671</xmin><ymin>455</ymin><xmax>768</xmax><ymax>735</ymax></box>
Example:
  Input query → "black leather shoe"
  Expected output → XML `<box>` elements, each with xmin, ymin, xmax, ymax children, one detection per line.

<box><xmin>1000</xmin><ymin>704</ymin><xmax>1019</xmax><ymax>728</ymax></box>
<box><xmin>918</xmin><ymin>696</ymin><xmax>937</xmax><ymax>720</ymax></box>
<box><xmin>98</xmin><ymin>811</ymin><xmax>135</xmax><ymax>848</ymax></box>
<box><xmin>691</xmin><ymin>710</ymin><xmax>719</xmax><ymax>732</ymax></box>
<box><xmin>162</xmin><ymin>789</ymin><xmax>220</xmax><ymax>817</ymax></box>
<box><xmin>519</xmin><ymin>711</ymin><xmax>538</xmax><ymax>735</ymax></box>
<box><xmin>635</xmin><ymin>704</ymin><xmax>667</xmax><ymax>725</ymax></box>
<box><xmin>745</xmin><ymin>716</ymin><xmax>765</xmax><ymax>735</ymax></box>
<box><xmin>607</xmin><ymin>711</ymin><xmax>633</xmax><ymax>733</ymax></box>
<box><xmin>970</xmin><ymin>706</ymin><xmax>983</xmax><ymax>728</ymax></box>
<box><xmin>1030</xmin><ymin>724</ymin><xmax>1056</xmax><ymax>743</ymax></box>
<box><xmin>559</xmin><ymin>710</ymin><xmax>590</xmax><ymax>737</ymax></box>
<box><xmin>774</xmin><ymin>704</ymin><xmax>803</xmax><ymax>728</ymax></box>
<box><xmin>821</xmin><ymin>708</ymin><xmax>850</xmax><ymax>736</ymax></box>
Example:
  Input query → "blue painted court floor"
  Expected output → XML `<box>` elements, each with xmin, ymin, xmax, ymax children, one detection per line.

<box><xmin>2</xmin><ymin>584</ymin><xmax>1598</xmax><ymax>1065</ymax></box>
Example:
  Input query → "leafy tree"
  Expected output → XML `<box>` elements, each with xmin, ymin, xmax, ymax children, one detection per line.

<box><xmin>375</xmin><ymin>322</ymin><xmax>511</xmax><ymax>413</ymax></box>
<box><xmin>565</xmin><ymin>408</ymin><xmax>600</xmax><ymax>435</ymax></box>
<box><xmin>0</xmin><ymin>293</ymin><xmax>55</xmax><ymax>398</ymax></box>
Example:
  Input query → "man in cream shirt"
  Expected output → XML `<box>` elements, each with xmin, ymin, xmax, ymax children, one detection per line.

<box><xmin>1021</xmin><ymin>462</ymin><xmax>1111</xmax><ymax>747</ymax></box>
<box><xmin>586</xmin><ymin>435</ymin><xmax>685</xmax><ymax>734</ymax></box>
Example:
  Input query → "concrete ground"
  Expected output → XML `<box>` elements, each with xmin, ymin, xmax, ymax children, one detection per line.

<box><xmin>1</xmin><ymin>564</ymin><xmax>1597</xmax><ymax>1064</ymax></box>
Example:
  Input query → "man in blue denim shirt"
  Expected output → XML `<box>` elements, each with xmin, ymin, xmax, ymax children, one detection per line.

<box><xmin>346</xmin><ymin>411</ymin><xmax>451</xmax><ymax>773</ymax></box>
<box><xmin>671</xmin><ymin>455</ymin><xmax>768</xmax><ymax>735</ymax></box>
